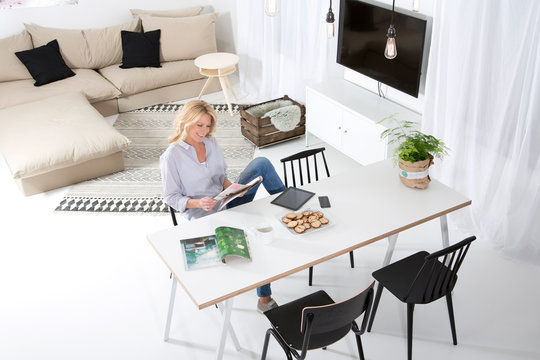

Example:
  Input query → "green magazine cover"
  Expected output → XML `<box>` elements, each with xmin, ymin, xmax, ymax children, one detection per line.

<box><xmin>180</xmin><ymin>227</ymin><xmax>251</xmax><ymax>271</ymax></box>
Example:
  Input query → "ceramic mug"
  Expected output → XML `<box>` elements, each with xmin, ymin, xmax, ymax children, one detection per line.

<box><xmin>253</xmin><ymin>224</ymin><xmax>274</xmax><ymax>244</ymax></box>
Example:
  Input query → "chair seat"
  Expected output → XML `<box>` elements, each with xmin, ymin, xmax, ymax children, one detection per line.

<box><xmin>263</xmin><ymin>290</ymin><xmax>351</xmax><ymax>350</ymax></box>
<box><xmin>372</xmin><ymin>251</ymin><xmax>457</xmax><ymax>304</ymax></box>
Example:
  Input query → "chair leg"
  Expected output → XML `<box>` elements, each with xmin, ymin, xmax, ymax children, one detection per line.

<box><xmin>355</xmin><ymin>334</ymin><xmax>366</xmax><ymax>360</ymax></box>
<box><xmin>446</xmin><ymin>294</ymin><xmax>458</xmax><ymax>345</ymax></box>
<box><xmin>261</xmin><ymin>328</ymin><xmax>293</xmax><ymax>360</ymax></box>
<box><xmin>349</xmin><ymin>251</ymin><xmax>355</xmax><ymax>268</ymax></box>
<box><xmin>367</xmin><ymin>283</ymin><xmax>384</xmax><ymax>332</ymax></box>
<box><xmin>407</xmin><ymin>303</ymin><xmax>415</xmax><ymax>360</ymax></box>
<box><xmin>308</xmin><ymin>266</ymin><xmax>313</xmax><ymax>286</ymax></box>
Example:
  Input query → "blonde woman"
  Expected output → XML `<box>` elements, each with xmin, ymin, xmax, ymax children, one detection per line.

<box><xmin>160</xmin><ymin>100</ymin><xmax>285</xmax><ymax>313</ymax></box>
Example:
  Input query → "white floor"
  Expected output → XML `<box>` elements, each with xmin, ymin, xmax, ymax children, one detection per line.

<box><xmin>1</xmin><ymin>85</ymin><xmax>540</xmax><ymax>360</ymax></box>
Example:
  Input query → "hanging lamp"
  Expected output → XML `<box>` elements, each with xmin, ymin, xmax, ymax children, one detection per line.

<box><xmin>326</xmin><ymin>0</ymin><xmax>335</xmax><ymax>38</ymax></box>
<box><xmin>265</xmin><ymin>0</ymin><xmax>278</xmax><ymax>16</ymax></box>
<box><xmin>384</xmin><ymin>0</ymin><xmax>397</xmax><ymax>59</ymax></box>
<box><xmin>412</xmin><ymin>0</ymin><xmax>420</xmax><ymax>12</ymax></box>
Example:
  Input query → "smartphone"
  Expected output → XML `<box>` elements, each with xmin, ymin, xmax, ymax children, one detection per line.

<box><xmin>318</xmin><ymin>196</ymin><xmax>331</xmax><ymax>208</ymax></box>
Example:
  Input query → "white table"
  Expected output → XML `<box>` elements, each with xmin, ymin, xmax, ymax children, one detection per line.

<box><xmin>147</xmin><ymin>159</ymin><xmax>471</xmax><ymax>359</ymax></box>
<box><xmin>194</xmin><ymin>52</ymin><xmax>239</xmax><ymax>116</ymax></box>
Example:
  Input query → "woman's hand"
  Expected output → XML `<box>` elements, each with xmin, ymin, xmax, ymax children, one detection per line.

<box><xmin>199</xmin><ymin>196</ymin><xmax>217</xmax><ymax>211</ymax></box>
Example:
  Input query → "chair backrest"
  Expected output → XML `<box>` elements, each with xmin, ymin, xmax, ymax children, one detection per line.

<box><xmin>406</xmin><ymin>236</ymin><xmax>476</xmax><ymax>304</ymax></box>
<box><xmin>301</xmin><ymin>282</ymin><xmax>374</xmax><ymax>338</ymax></box>
<box><xmin>280</xmin><ymin>147</ymin><xmax>330</xmax><ymax>188</ymax></box>
<box><xmin>169</xmin><ymin>206</ymin><xmax>178</xmax><ymax>226</ymax></box>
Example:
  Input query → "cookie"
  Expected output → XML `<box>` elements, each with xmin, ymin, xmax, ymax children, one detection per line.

<box><xmin>294</xmin><ymin>225</ymin><xmax>306</xmax><ymax>233</ymax></box>
<box><xmin>311</xmin><ymin>220</ymin><xmax>322</xmax><ymax>228</ymax></box>
<box><xmin>315</xmin><ymin>211</ymin><xmax>324</xmax><ymax>218</ymax></box>
<box><xmin>282</xmin><ymin>217</ymin><xmax>291</xmax><ymax>223</ymax></box>
<box><xmin>287</xmin><ymin>220</ymin><xmax>298</xmax><ymax>228</ymax></box>
<box><xmin>286</xmin><ymin>212</ymin><xmax>298</xmax><ymax>219</ymax></box>
<box><xmin>319</xmin><ymin>217</ymin><xmax>329</xmax><ymax>225</ymax></box>
<box><xmin>302</xmin><ymin>211</ymin><xmax>313</xmax><ymax>216</ymax></box>
<box><xmin>295</xmin><ymin>213</ymin><xmax>303</xmax><ymax>220</ymax></box>
<box><xmin>297</xmin><ymin>219</ymin><xmax>304</xmax><ymax>225</ymax></box>
<box><xmin>308</xmin><ymin>215</ymin><xmax>318</xmax><ymax>223</ymax></box>
<box><xmin>303</xmin><ymin>222</ymin><xmax>311</xmax><ymax>229</ymax></box>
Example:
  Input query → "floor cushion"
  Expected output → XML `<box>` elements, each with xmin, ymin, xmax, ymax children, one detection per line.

<box><xmin>0</xmin><ymin>92</ymin><xmax>130</xmax><ymax>195</ymax></box>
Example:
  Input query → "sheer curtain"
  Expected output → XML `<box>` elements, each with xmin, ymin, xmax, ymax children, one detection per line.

<box><xmin>423</xmin><ymin>0</ymin><xmax>540</xmax><ymax>264</ymax></box>
<box><xmin>235</xmin><ymin>0</ymin><xmax>334</xmax><ymax>102</ymax></box>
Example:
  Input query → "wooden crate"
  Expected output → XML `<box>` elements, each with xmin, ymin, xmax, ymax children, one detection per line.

<box><xmin>240</xmin><ymin>95</ymin><xmax>306</xmax><ymax>147</ymax></box>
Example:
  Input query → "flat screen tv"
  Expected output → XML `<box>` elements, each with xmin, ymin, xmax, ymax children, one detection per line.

<box><xmin>337</xmin><ymin>0</ymin><xmax>427</xmax><ymax>97</ymax></box>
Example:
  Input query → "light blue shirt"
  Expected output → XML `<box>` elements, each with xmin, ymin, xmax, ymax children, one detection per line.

<box><xmin>160</xmin><ymin>137</ymin><xmax>227</xmax><ymax>220</ymax></box>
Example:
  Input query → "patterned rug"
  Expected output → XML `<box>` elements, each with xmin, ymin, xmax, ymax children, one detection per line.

<box><xmin>55</xmin><ymin>103</ymin><xmax>254</xmax><ymax>213</ymax></box>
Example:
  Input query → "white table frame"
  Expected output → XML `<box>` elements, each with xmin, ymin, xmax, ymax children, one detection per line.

<box><xmin>147</xmin><ymin>160</ymin><xmax>470</xmax><ymax>359</ymax></box>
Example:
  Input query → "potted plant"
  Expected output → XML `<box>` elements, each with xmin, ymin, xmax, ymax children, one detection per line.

<box><xmin>379</xmin><ymin>114</ymin><xmax>449</xmax><ymax>189</ymax></box>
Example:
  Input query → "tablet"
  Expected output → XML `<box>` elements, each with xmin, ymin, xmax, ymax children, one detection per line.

<box><xmin>270</xmin><ymin>187</ymin><xmax>315</xmax><ymax>210</ymax></box>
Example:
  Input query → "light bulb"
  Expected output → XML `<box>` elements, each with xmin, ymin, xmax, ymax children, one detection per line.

<box><xmin>412</xmin><ymin>0</ymin><xmax>420</xmax><ymax>12</ymax></box>
<box><xmin>327</xmin><ymin>22</ymin><xmax>335</xmax><ymax>38</ymax></box>
<box><xmin>265</xmin><ymin>0</ymin><xmax>278</xmax><ymax>16</ymax></box>
<box><xmin>384</xmin><ymin>25</ymin><xmax>397</xmax><ymax>59</ymax></box>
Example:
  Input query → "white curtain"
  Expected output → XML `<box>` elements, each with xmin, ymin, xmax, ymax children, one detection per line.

<box><xmin>235</xmin><ymin>0</ymin><xmax>333</xmax><ymax>102</ymax></box>
<box><xmin>423</xmin><ymin>0</ymin><xmax>540</xmax><ymax>264</ymax></box>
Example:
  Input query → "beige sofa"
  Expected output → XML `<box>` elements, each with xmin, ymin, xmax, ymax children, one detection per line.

<box><xmin>0</xmin><ymin>6</ymin><xmax>220</xmax><ymax>116</ymax></box>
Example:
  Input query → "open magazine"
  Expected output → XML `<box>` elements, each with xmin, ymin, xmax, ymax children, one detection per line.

<box><xmin>180</xmin><ymin>226</ymin><xmax>251</xmax><ymax>271</ymax></box>
<box><xmin>213</xmin><ymin>176</ymin><xmax>263</xmax><ymax>211</ymax></box>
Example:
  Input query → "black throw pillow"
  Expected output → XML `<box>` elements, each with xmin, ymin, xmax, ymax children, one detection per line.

<box><xmin>120</xmin><ymin>29</ymin><xmax>162</xmax><ymax>69</ymax></box>
<box><xmin>15</xmin><ymin>39</ymin><xmax>75</xmax><ymax>87</ymax></box>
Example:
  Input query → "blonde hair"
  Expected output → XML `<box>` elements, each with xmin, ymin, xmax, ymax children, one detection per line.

<box><xmin>169</xmin><ymin>100</ymin><xmax>217</xmax><ymax>144</ymax></box>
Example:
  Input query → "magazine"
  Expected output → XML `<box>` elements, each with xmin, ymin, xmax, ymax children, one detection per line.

<box><xmin>180</xmin><ymin>226</ymin><xmax>251</xmax><ymax>271</ymax></box>
<box><xmin>213</xmin><ymin>176</ymin><xmax>263</xmax><ymax>211</ymax></box>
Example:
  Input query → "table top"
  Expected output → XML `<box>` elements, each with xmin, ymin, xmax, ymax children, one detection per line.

<box><xmin>147</xmin><ymin>160</ymin><xmax>471</xmax><ymax>310</ymax></box>
<box><xmin>194</xmin><ymin>52</ymin><xmax>239</xmax><ymax>69</ymax></box>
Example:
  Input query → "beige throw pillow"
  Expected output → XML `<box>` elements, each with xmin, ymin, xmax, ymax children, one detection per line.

<box><xmin>130</xmin><ymin>6</ymin><xmax>203</xmax><ymax>18</ymax></box>
<box><xmin>140</xmin><ymin>13</ymin><xmax>218</xmax><ymax>62</ymax></box>
<box><xmin>0</xmin><ymin>31</ymin><xmax>33</xmax><ymax>82</ymax></box>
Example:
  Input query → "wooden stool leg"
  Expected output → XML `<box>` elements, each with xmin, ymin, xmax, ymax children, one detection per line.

<box><xmin>198</xmin><ymin>77</ymin><xmax>213</xmax><ymax>99</ymax></box>
<box><xmin>224</xmin><ymin>75</ymin><xmax>238</xmax><ymax>100</ymax></box>
<box><xmin>218</xmin><ymin>76</ymin><xmax>233</xmax><ymax>116</ymax></box>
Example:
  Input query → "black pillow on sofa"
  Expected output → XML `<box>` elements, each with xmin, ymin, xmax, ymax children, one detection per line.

<box><xmin>120</xmin><ymin>29</ymin><xmax>162</xmax><ymax>69</ymax></box>
<box><xmin>15</xmin><ymin>39</ymin><xmax>75</xmax><ymax>87</ymax></box>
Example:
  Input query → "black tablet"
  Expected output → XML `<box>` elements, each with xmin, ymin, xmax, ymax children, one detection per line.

<box><xmin>271</xmin><ymin>187</ymin><xmax>315</xmax><ymax>210</ymax></box>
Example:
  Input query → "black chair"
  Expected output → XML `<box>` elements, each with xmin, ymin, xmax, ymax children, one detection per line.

<box><xmin>367</xmin><ymin>236</ymin><xmax>476</xmax><ymax>360</ymax></box>
<box><xmin>261</xmin><ymin>281</ymin><xmax>374</xmax><ymax>360</ymax></box>
<box><xmin>280</xmin><ymin>147</ymin><xmax>354</xmax><ymax>286</ymax></box>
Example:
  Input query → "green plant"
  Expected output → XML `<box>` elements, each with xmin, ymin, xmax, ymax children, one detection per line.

<box><xmin>379</xmin><ymin>114</ymin><xmax>449</xmax><ymax>164</ymax></box>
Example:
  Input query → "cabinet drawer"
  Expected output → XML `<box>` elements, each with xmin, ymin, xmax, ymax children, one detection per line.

<box><xmin>342</xmin><ymin>110</ymin><xmax>387</xmax><ymax>165</ymax></box>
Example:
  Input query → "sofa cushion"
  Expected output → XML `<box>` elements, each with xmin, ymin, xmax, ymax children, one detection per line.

<box><xmin>99</xmin><ymin>60</ymin><xmax>202</xmax><ymax>95</ymax></box>
<box><xmin>15</xmin><ymin>39</ymin><xmax>75</xmax><ymax>86</ymax></box>
<box><xmin>0</xmin><ymin>68</ymin><xmax>121</xmax><ymax>110</ymax></box>
<box><xmin>120</xmin><ymin>29</ymin><xmax>161</xmax><ymax>69</ymax></box>
<box><xmin>24</xmin><ymin>19</ymin><xmax>140</xmax><ymax>69</ymax></box>
<box><xmin>130</xmin><ymin>6</ymin><xmax>203</xmax><ymax>18</ymax></box>
<box><xmin>24</xmin><ymin>23</ymin><xmax>90</xmax><ymax>69</ymax></box>
<box><xmin>0</xmin><ymin>30</ymin><xmax>33</xmax><ymax>82</ymax></box>
<box><xmin>84</xmin><ymin>18</ymin><xmax>140</xmax><ymax>69</ymax></box>
<box><xmin>140</xmin><ymin>13</ymin><xmax>218</xmax><ymax>62</ymax></box>
<box><xmin>0</xmin><ymin>92</ymin><xmax>130</xmax><ymax>179</ymax></box>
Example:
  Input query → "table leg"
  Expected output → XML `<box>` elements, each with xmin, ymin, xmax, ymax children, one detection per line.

<box><xmin>198</xmin><ymin>77</ymin><xmax>214</xmax><ymax>99</ymax></box>
<box><xmin>223</xmin><ymin>75</ymin><xmax>238</xmax><ymax>101</ymax></box>
<box><xmin>215</xmin><ymin>298</ymin><xmax>234</xmax><ymax>360</ymax></box>
<box><xmin>218</xmin><ymin>76</ymin><xmax>234</xmax><ymax>116</ymax></box>
<box><xmin>382</xmin><ymin>233</ymin><xmax>399</xmax><ymax>267</ymax></box>
<box><xmin>440</xmin><ymin>214</ymin><xmax>450</xmax><ymax>248</ymax></box>
<box><xmin>216</xmin><ymin>302</ymin><xmax>242</xmax><ymax>351</ymax></box>
<box><xmin>163</xmin><ymin>277</ymin><xmax>177</xmax><ymax>341</ymax></box>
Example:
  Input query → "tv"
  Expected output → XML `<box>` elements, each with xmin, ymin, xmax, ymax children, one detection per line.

<box><xmin>337</xmin><ymin>0</ymin><xmax>427</xmax><ymax>97</ymax></box>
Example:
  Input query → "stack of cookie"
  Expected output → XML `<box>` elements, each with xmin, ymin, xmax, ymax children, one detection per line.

<box><xmin>281</xmin><ymin>210</ymin><xmax>330</xmax><ymax>234</ymax></box>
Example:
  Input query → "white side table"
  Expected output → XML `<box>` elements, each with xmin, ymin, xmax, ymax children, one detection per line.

<box><xmin>194</xmin><ymin>52</ymin><xmax>239</xmax><ymax>116</ymax></box>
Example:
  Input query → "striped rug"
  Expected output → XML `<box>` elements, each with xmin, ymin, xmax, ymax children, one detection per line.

<box><xmin>55</xmin><ymin>103</ymin><xmax>254</xmax><ymax>213</ymax></box>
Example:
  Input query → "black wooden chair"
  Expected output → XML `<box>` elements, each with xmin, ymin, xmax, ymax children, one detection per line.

<box><xmin>280</xmin><ymin>147</ymin><xmax>354</xmax><ymax>286</ymax></box>
<box><xmin>367</xmin><ymin>236</ymin><xmax>476</xmax><ymax>360</ymax></box>
<box><xmin>261</xmin><ymin>281</ymin><xmax>374</xmax><ymax>360</ymax></box>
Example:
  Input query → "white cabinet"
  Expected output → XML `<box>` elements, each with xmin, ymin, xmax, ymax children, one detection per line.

<box><xmin>306</xmin><ymin>79</ymin><xmax>421</xmax><ymax>165</ymax></box>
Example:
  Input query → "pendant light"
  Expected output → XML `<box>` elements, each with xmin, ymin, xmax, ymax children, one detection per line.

<box><xmin>384</xmin><ymin>0</ymin><xmax>397</xmax><ymax>59</ymax></box>
<box><xmin>265</xmin><ymin>0</ymin><xmax>278</xmax><ymax>16</ymax></box>
<box><xmin>326</xmin><ymin>0</ymin><xmax>335</xmax><ymax>38</ymax></box>
<box><xmin>412</xmin><ymin>0</ymin><xmax>420</xmax><ymax>12</ymax></box>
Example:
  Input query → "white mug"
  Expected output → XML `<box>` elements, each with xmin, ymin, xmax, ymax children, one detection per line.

<box><xmin>254</xmin><ymin>224</ymin><xmax>274</xmax><ymax>244</ymax></box>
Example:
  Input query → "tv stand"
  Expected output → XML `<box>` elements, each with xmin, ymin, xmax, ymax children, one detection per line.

<box><xmin>305</xmin><ymin>79</ymin><xmax>421</xmax><ymax>165</ymax></box>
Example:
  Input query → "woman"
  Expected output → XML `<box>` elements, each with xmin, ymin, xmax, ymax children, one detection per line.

<box><xmin>160</xmin><ymin>100</ymin><xmax>286</xmax><ymax>313</ymax></box>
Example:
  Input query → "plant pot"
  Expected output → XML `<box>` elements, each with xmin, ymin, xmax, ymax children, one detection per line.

<box><xmin>398</xmin><ymin>154</ymin><xmax>434</xmax><ymax>189</ymax></box>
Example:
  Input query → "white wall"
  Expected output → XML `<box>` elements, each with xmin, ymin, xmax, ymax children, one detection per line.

<box><xmin>0</xmin><ymin>0</ymin><xmax>238</xmax><ymax>53</ymax></box>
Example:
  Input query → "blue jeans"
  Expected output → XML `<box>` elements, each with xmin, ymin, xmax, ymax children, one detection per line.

<box><xmin>227</xmin><ymin>157</ymin><xmax>286</xmax><ymax>298</ymax></box>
